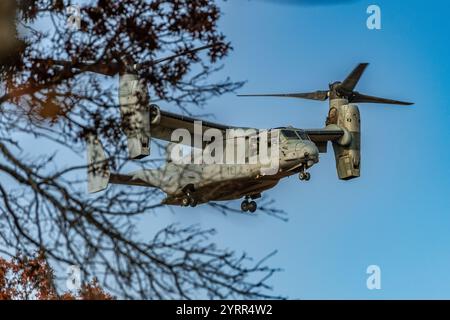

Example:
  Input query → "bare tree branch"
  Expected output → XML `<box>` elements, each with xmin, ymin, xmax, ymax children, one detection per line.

<box><xmin>0</xmin><ymin>0</ymin><xmax>285</xmax><ymax>299</ymax></box>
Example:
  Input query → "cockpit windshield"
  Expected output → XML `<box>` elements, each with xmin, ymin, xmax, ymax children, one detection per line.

<box><xmin>280</xmin><ymin>129</ymin><xmax>310</xmax><ymax>141</ymax></box>
<box><xmin>281</xmin><ymin>130</ymin><xmax>300</xmax><ymax>140</ymax></box>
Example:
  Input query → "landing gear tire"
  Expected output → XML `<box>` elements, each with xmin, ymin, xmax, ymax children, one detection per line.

<box><xmin>241</xmin><ymin>200</ymin><xmax>249</xmax><ymax>212</ymax></box>
<box><xmin>181</xmin><ymin>197</ymin><xmax>190</xmax><ymax>207</ymax></box>
<box><xmin>181</xmin><ymin>185</ymin><xmax>197</xmax><ymax>207</ymax></box>
<box><xmin>248</xmin><ymin>201</ymin><xmax>257</xmax><ymax>213</ymax></box>
<box><xmin>189</xmin><ymin>198</ymin><xmax>198</xmax><ymax>207</ymax></box>
<box><xmin>299</xmin><ymin>172</ymin><xmax>311</xmax><ymax>181</ymax></box>
<box><xmin>241</xmin><ymin>200</ymin><xmax>257</xmax><ymax>212</ymax></box>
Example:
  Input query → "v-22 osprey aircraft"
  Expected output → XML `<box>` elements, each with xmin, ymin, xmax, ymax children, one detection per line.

<box><xmin>40</xmin><ymin>46</ymin><xmax>411</xmax><ymax>212</ymax></box>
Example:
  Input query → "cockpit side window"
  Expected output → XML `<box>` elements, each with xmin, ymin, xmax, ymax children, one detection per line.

<box><xmin>296</xmin><ymin>130</ymin><xmax>310</xmax><ymax>141</ymax></box>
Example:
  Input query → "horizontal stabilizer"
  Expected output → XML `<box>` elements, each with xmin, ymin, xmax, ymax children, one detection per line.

<box><xmin>109</xmin><ymin>173</ymin><xmax>157</xmax><ymax>188</ymax></box>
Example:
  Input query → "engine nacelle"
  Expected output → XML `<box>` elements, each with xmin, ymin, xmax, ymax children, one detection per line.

<box><xmin>329</xmin><ymin>102</ymin><xmax>361</xmax><ymax>180</ymax></box>
<box><xmin>119</xmin><ymin>72</ymin><xmax>151</xmax><ymax>159</ymax></box>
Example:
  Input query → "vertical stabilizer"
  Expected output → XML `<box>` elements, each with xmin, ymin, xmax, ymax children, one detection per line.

<box><xmin>87</xmin><ymin>136</ymin><xmax>110</xmax><ymax>193</ymax></box>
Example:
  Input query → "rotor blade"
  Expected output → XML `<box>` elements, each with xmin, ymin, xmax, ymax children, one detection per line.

<box><xmin>238</xmin><ymin>91</ymin><xmax>329</xmax><ymax>101</ymax></box>
<box><xmin>139</xmin><ymin>43</ymin><xmax>219</xmax><ymax>68</ymax></box>
<box><xmin>75</xmin><ymin>63</ymin><xmax>120</xmax><ymax>76</ymax></box>
<box><xmin>350</xmin><ymin>92</ymin><xmax>413</xmax><ymax>105</ymax></box>
<box><xmin>340</xmin><ymin>63</ymin><xmax>369</xmax><ymax>91</ymax></box>
<box><xmin>34</xmin><ymin>43</ymin><xmax>217</xmax><ymax>76</ymax></box>
<box><xmin>34</xmin><ymin>58</ymin><xmax>71</xmax><ymax>68</ymax></box>
<box><xmin>34</xmin><ymin>58</ymin><xmax>120</xmax><ymax>76</ymax></box>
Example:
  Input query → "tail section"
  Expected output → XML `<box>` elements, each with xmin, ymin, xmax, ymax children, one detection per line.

<box><xmin>87</xmin><ymin>136</ymin><xmax>163</xmax><ymax>193</ymax></box>
<box><xmin>87</xmin><ymin>136</ymin><xmax>110</xmax><ymax>193</ymax></box>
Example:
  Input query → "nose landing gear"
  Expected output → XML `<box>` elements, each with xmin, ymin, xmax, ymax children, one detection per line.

<box><xmin>299</xmin><ymin>171</ymin><xmax>311</xmax><ymax>181</ymax></box>
<box><xmin>299</xmin><ymin>165</ymin><xmax>311</xmax><ymax>181</ymax></box>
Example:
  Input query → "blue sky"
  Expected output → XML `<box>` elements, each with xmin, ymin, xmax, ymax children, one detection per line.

<box><xmin>139</xmin><ymin>0</ymin><xmax>450</xmax><ymax>299</ymax></box>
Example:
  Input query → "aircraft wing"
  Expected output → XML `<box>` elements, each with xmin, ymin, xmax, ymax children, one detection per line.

<box><xmin>304</xmin><ymin>127</ymin><xmax>345</xmax><ymax>153</ymax></box>
<box><xmin>151</xmin><ymin>110</ymin><xmax>344</xmax><ymax>152</ymax></box>
<box><xmin>151</xmin><ymin>110</ymin><xmax>251</xmax><ymax>145</ymax></box>
<box><xmin>304</xmin><ymin>128</ymin><xmax>344</xmax><ymax>142</ymax></box>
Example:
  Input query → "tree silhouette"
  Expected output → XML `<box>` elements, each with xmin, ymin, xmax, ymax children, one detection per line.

<box><xmin>0</xmin><ymin>0</ymin><xmax>284</xmax><ymax>299</ymax></box>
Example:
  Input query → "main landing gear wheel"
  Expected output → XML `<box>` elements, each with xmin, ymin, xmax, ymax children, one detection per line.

<box><xmin>241</xmin><ymin>200</ymin><xmax>249</xmax><ymax>212</ymax></box>
<box><xmin>248</xmin><ymin>201</ymin><xmax>257</xmax><ymax>213</ymax></box>
<box><xmin>241</xmin><ymin>200</ymin><xmax>257</xmax><ymax>213</ymax></box>
<box><xmin>181</xmin><ymin>196</ymin><xmax>198</xmax><ymax>207</ymax></box>
<box><xmin>299</xmin><ymin>172</ymin><xmax>311</xmax><ymax>181</ymax></box>
<box><xmin>181</xmin><ymin>197</ymin><xmax>190</xmax><ymax>207</ymax></box>
<box><xmin>181</xmin><ymin>185</ymin><xmax>198</xmax><ymax>207</ymax></box>
<box><xmin>189</xmin><ymin>198</ymin><xmax>198</xmax><ymax>207</ymax></box>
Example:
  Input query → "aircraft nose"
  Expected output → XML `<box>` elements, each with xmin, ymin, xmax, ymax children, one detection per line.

<box><xmin>284</xmin><ymin>142</ymin><xmax>319</xmax><ymax>163</ymax></box>
<box><xmin>301</xmin><ymin>144</ymin><xmax>319</xmax><ymax>162</ymax></box>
